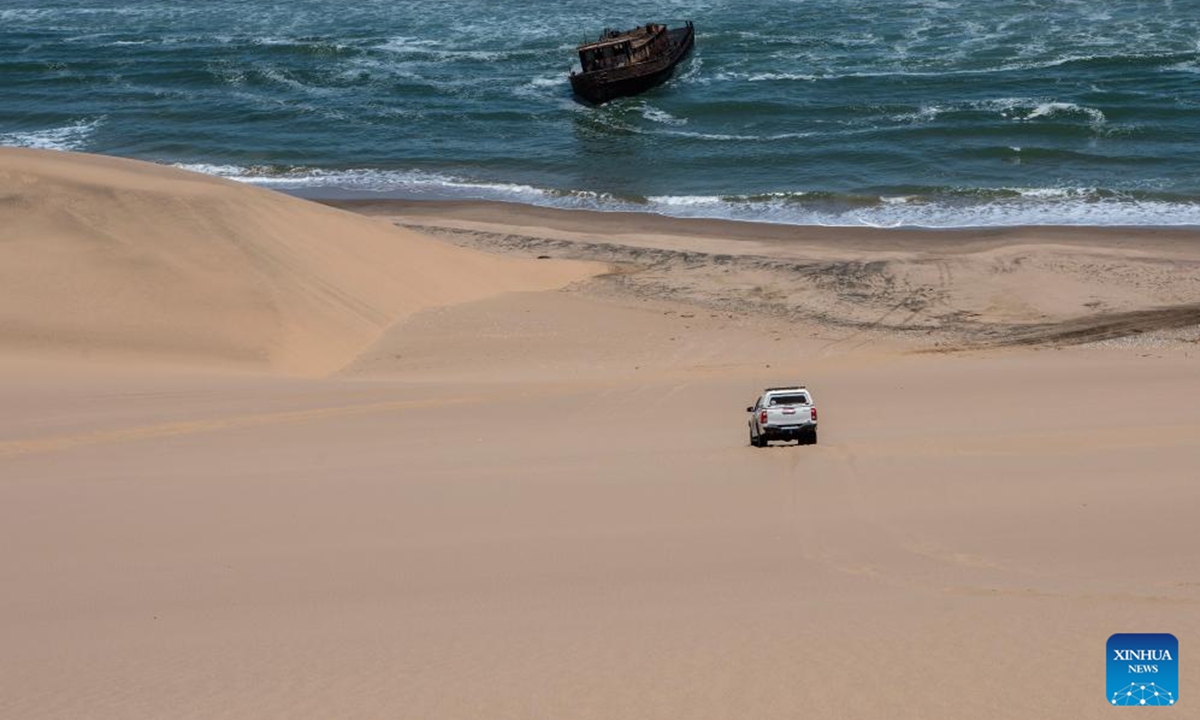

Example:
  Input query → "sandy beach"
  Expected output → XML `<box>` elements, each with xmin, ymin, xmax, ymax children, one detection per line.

<box><xmin>2</xmin><ymin>149</ymin><xmax>1199</xmax><ymax>719</ymax></box>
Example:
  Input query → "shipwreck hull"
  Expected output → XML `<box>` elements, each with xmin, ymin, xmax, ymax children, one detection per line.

<box><xmin>570</xmin><ymin>24</ymin><xmax>694</xmax><ymax>104</ymax></box>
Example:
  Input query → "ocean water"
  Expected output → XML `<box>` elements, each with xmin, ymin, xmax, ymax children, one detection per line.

<box><xmin>3</xmin><ymin>0</ymin><xmax>1200</xmax><ymax>227</ymax></box>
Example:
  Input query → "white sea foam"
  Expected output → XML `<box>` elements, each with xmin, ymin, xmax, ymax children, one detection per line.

<box><xmin>0</xmin><ymin>118</ymin><xmax>102</xmax><ymax>152</ymax></box>
<box><xmin>1166</xmin><ymin>60</ymin><xmax>1200</xmax><ymax>74</ymax></box>
<box><xmin>892</xmin><ymin>105</ymin><xmax>944</xmax><ymax>123</ymax></box>
<box><xmin>379</xmin><ymin>36</ymin><xmax>443</xmax><ymax>52</ymax></box>
<box><xmin>172</xmin><ymin>162</ymin><xmax>1200</xmax><ymax>229</ymax></box>
<box><xmin>782</xmin><ymin>52</ymin><xmax>1185</xmax><ymax>83</ymax></box>
<box><xmin>1009</xmin><ymin>187</ymin><xmax>1094</xmax><ymax>199</ymax></box>
<box><xmin>250</xmin><ymin>36</ymin><xmax>306</xmax><ymax>47</ymax></box>
<box><xmin>170</xmin><ymin>164</ymin><xmax>624</xmax><ymax>208</ymax></box>
<box><xmin>0</xmin><ymin>8</ymin><xmax>58</xmax><ymax>23</ymax></box>
<box><xmin>617</xmin><ymin>122</ymin><xmax>814</xmax><ymax>141</ymax></box>
<box><xmin>376</xmin><ymin>35</ymin><xmax>550</xmax><ymax>63</ymax></box>
<box><xmin>661</xmin><ymin>130</ymin><xmax>814</xmax><ymax>142</ymax></box>
<box><xmin>675</xmin><ymin>56</ymin><xmax>704</xmax><ymax>84</ymax></box>
<box><xmin>512</xmin><ymin>73</ymin><xmax>564</xmax><ymax>99</ymax></box>
<box><xmin>172</xmin><ymin>163</ymin><xmax>253</xmax><ymax>177</ymax></box>
<box><xmin>970</xmin><ymin>98</ymin><xmax>1107</xmax><ymax>128</ymax></box>
<box><xmin>646</xmin><ymin>193</ymin><xmax>1200</xmax><ymax>229</ymax></box>
<box><xmin>745</xmin><ymin>72</ymin><xmax>818</xmax><ymax>82</ymax></box>
<box><xmin>640</xmin><ymin>106</ymin><xmax>688</xmax><ymax>126</ymax></box>
<box><xmin>646</xmin><ymin>195</ymin><xmax>724</xmax><ymax>206</ymax></box>
<box><xmin>257</xmin><ymin>67</ymin><xmax>341</xmax><ymax>98</ymax></box>
<box><xmin>1022</xmin><ymin>102</ymin><xmax>1106</xmax><ymax>125</ymax></box>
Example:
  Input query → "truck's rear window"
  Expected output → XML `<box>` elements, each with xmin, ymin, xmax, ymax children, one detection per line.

<box><xmin>768</xmin><ymin>394</ymin><xmax>809</xmax><ymax>405</ymax></box>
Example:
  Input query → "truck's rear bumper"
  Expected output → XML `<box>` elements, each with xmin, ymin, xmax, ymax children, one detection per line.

<box><xmin>762</xmin><ymin>423</ymin><xmax>816</xmax><ymax>439</ymax></box>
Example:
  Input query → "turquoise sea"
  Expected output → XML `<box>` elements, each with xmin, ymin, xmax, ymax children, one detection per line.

<box><xmin>3</xmin><ymin>0</ymin><xmax>1200</xmax><ymax>227</ymax></box>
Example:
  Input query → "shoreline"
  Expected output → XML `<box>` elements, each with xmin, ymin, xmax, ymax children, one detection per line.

<box><xmin>319</xmin><ymin>196</ymin><xmax>1200</xmax><ymax>254</ymax></box>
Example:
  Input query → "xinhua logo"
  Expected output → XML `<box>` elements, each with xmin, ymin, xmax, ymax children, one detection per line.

<box><xmin>1107</xmin><ymin>634</ymin><xmax>1178</xmax><ymax>706</ymax></box>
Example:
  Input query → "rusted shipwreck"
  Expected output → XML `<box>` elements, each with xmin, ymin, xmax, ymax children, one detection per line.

<box><xmin>569</xmin><ymin>21</ymin><xmax>695</xmax><ymax>104</ymax></box>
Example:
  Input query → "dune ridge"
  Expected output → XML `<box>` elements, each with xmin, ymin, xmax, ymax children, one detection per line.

<box><xmin>0</xmin><ymin>149</ymin><xmax>599</xmax><ymax>375</ymax></box>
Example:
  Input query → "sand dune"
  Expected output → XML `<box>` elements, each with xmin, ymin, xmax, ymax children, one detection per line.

<box><xmin>2</xmin><ymin>158</ymin><xmax>1199</xmax><ymax>719</ymax></box>
<box><xmin>2</xmin><ymin>290</ymin><xmax>1198</xmax><ymax>720</ymax></box>
<box><xmin>0</xmin><ymin>149</ymin><xmax>599</xmax><ymax>374</ymax></box>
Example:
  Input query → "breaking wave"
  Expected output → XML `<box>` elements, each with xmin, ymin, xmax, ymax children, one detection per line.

<box><xmin>0</xmin><ymin>118</ymin><xmax>102</xmax><ymax>151</ymax></box>
<box><xmin>172</xmin><ymin>163</ymin><xmax>1200</xmax><ymax>228</ymax></box>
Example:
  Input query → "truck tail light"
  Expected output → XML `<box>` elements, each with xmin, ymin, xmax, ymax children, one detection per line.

<box><xmin>760</xmin><ymin>410</ymin><xmax>768</xmax><ymax>425</ymax></box>
<box><xmin>811</xmin><ymin>407</ymin><xmax>818</xmax><ymax>422</ymax></box>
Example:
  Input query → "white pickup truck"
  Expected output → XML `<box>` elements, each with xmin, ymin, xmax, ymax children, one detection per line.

<box><xmin>746</xmin><ymin>386</ymin><xmax>818</xmax><ymax>447</ymax></box>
